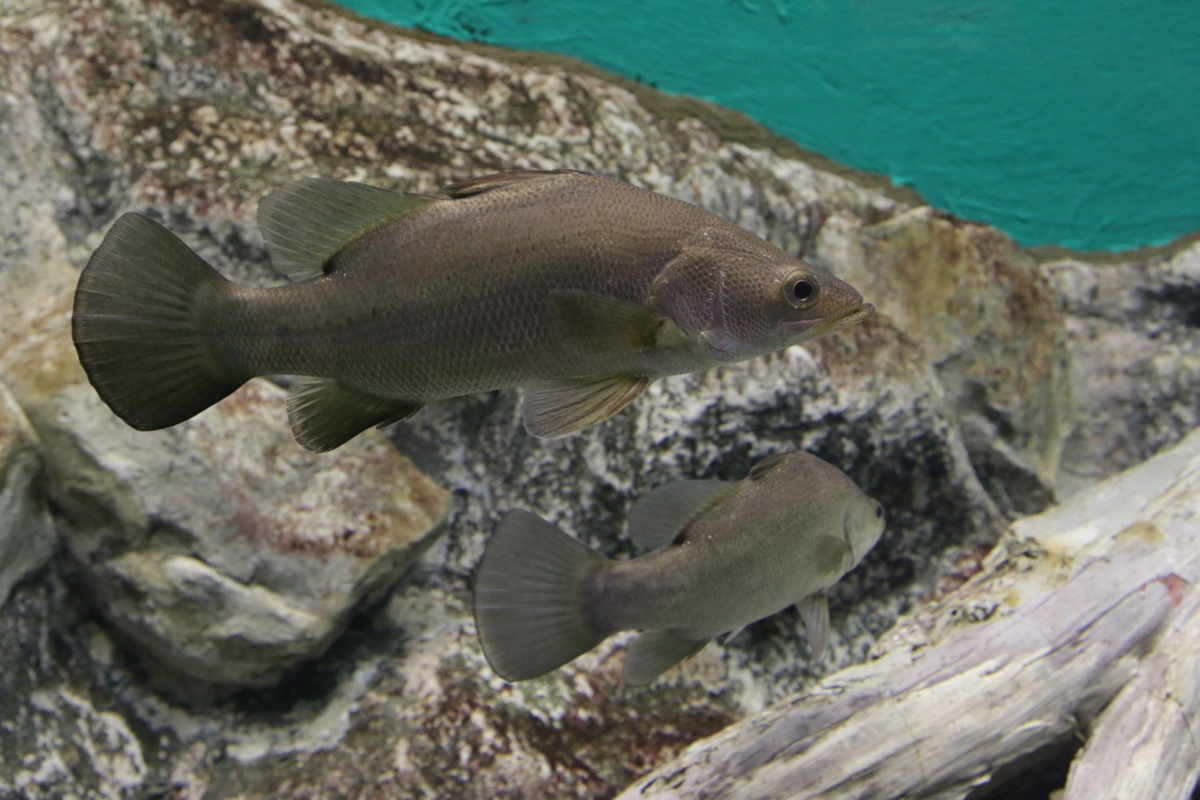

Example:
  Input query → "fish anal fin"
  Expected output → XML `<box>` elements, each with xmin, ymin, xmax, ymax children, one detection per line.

<box><xmin>796</xmin><ymin>591</ymin><xmax>830</xmax><ymax>660</ymax></box>
<box><xmin>257</xmin><ymin>178</ymin><xmax>437</xmax><ymax>282</ymax></box>
<box><xmin>549</xmin><ymin>290</ymin><xmax>668</xmax><ymax>357</ymax></box>
<box><xmin>626</xmin><ymin>480</ymin><xmax>732</xmax><ymax>551</ymax></box>
<box><xmin>522</xmin><ymin>374</ymin><xmax>648</xmax><ymax>439</ymax></box>
<box><xmin>286</xmin><ymin>377</ymin><xmax>423</xmax><ymax>453</ymax></box>
<box><xmin>623</xmin><ymin>629</ymin><xmax>708</xmax><ymax>685</ymax></box>
<box><xmin>442</xmin><ymin>169</ymin><xmax>590</xmax><ymax>198</ymax></box>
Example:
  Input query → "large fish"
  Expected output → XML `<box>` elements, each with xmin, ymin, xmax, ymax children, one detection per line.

<box><xmin>474</xmin><ymin>451</ymin><xmax>886</xmax><ymax>684</ymax></box>
<box><xmin>73</xmin><ymin>170</ymin><xmax>874</xmax><ymax>452</ymax></box>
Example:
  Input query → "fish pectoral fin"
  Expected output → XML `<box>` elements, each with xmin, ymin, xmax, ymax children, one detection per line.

<box><xmin>442</xmin><ymin>168</ymin><xmax>589</xmax><ymax>198</ymax></box>
<box><xmin>623</xmin><ymin>630</ymin><xmax>708</xmax><ymax>686</ymax></box>
<box><xmin>257</xmin><ymin>178</ymin><xmax>437</xmax><ymax>282</ymax></box>
<box><xmin>796</xmin><ymin>591</ymin><xmax>830</xmax><ymax>660</ymax></box>
<box><xmin>626</xmin><ymin>479</ymin><xmax>732</xmax><ymax>551</ymax></box>
<box><xmin>549</xmin><ymin>290</ymin><xmax>669</xmax><ymax>356</ymax></box>
<box><xmin>522</xmin><ymin>373</ymin><xmax>649</xmax><ymax>439</ymax></box>
<box><xmin>286</xmin><ymin>377</ymin><xmax>423</xmax><ymax>453</ymax></box>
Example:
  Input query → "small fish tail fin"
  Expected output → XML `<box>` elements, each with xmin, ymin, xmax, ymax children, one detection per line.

<box><xmin>72</xmin><ymin>213</ymin><xmax>244</xmax><ymax>430</ymax></box>
<box><xmin>474</xmin><ymin>509</ymin><xmax>608</xmax><ymax>681</ymax></box>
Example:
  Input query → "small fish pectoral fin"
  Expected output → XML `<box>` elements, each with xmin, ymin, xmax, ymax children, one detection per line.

<box><xmin>287</xmin><ymin>377</ymin><xmax>423</xmax><ymax>453</ymax></box>
<box><xmin>548</xmin><ymin>290</ymin><xmax>668</xmax><ymax>357</ymax></box>
<box><xmin>257</xmin><ymin>178</ymin><xmax>437</xmax><ymax>282</ymax></box>
<box><xmin>796</xmin><ymin>591</ymin><xmax>830</xmax><ymax>660</ymax></box>
<box><xmin>522</xmin><ymin>374</ymin><xmax>649</xmax><ymax>439</ymax></box>
<box><xmin>812</xmin><ymin>534</ymin><xmax>854</xmax><ymax>576</ymax></box>
<box><xmin>442</xmin><ymin>169</ymin><xmax>589</xmax><ymax>198</ymax></box>
<box><xmin>626</xmin><ymin>479</ymin><xmax>733</xmax><ymax>551</ymax></box>
<box><xmin>623</xmin><ymin>630</ymin><xmax>708</xmax><ymax>685</ymax></box>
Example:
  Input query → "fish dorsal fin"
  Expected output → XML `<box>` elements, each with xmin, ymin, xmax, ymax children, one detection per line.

<box><xmin>796</xmin><ymin>591</ymin><xmax>830</xmax><ymax>660</ymax></box>
<box><xmin>626</xmin><ymin>479</ymin><xmax>732</xmax><ymax>551</ymax></box>
<box><xmin>258</xmin><ymin>178</ymin><xmax>436</xmax><ymax>282</ymax></box>
<box><xmin>748</xmin><ymin>452</ymin><xmax>790</xmax><ymax>479</ymax></box>
<box><xmin>522</xmin><ymin>373</ymin><xmax>649</xmax><ymax>439</ymax></box>
<box><xmin>442</xmin><ymin>168</ymin><xmax>589</xmax><ymax>198</ymax></box>
<box><xmin>549</xmin><ymin>290</ymin><xmax>668</xmax><ymax>356</ymax></box>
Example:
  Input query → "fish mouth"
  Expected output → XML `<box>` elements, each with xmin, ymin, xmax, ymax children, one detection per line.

<box><xmin>786</xmin><ymin>302</ymin><xmax>876</xmax><ymax>340</ymax></box>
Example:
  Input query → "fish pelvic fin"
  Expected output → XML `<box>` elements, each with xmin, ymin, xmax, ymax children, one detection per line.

<box><xmin>522</xmin><ymin>373</ymin><xmax>649</xmax><ymax>438</ymax></box>
<box><xmin>72</xmin><ymin>213</ymin><xmax>244</xmax><ymax>431</ymax></box>
<box><xmin>796</xmin><ymin>591</ymin><xmax>830</xmax><ymax>660</ymax></box>
<box><xmin>257</xmin><ymin>178</ymin><xmax>437</xmax><ymax>282</ymax></box>
<box><xmin>623</xmin><ymin>629</ymin><xmax>708</xmax><ymax>685</ymax></box>
<box><xmin>626</xmin><ymin>479</ymin><xmax>733</xmax><ymax>551</ymax></box>
<box><xmin>286</xmin><ymin>377</ymin><xmax>423</xmax><ymax>453</ymax></box>
<box><xmin>474</xmin><ymin>509</ymin><xmax>609</xmax><ymax>682</ymax></box>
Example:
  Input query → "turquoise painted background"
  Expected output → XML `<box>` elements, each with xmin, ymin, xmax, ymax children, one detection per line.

<box><xmin>336</xmin><ymin>0</ymin><xmax>1200</xmax><ymax>252</ymax></box>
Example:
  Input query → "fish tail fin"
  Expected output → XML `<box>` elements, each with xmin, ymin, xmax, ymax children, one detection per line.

<box><xmin>72</xmin><ymin>213</ymin><xmax>244</xmax><ymax>430</ymax></box>
<box><xmin>474</xmin><ymin>509</ymin><xmax>609</xmax><ymax>681</ymax></box>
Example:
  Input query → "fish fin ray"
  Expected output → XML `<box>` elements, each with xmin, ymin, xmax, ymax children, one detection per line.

<box><xmin>748</xmin><ymin>452</ymin><xmax>791</xmax><ymax>479</ymax></box>
<box><xmin>623</xmin><ymin>630</ymin><xmax>707</xmax><ymax>685</ymax></box>
<box><xmin>626</xmin><ymin>480</ymin><xmax>732</xmax><ymax>551</ymax></box>
<box><xmin>474</xmin><ymin>509</ymin><xmax>608</xmax><ymax>681</ymax></box>
<box><xmin>286</xmin><ymin>377</ymin><xmax>422</xmax><ymax>453</ymax></box>
<box><xmin>522</xmin><ymin>374</ymin><xmax>649</xmax><ymax>438</ymax></box>
<box><xmin>258</xmin><ymin>178</ymin><xmax>437</xmax><ymax>282</ymax></box>
<box><xmin>797</xmin><ymin>591</ymin><xmax>830</xmax><ymax>660</ymax></box>
<box><xmin>549</xmin><ymin>290</ymin><xmax>667</xmax><ymax>356</ymax></box>
<box><xmin>442</xmin><ymin>169</ymin><xmax>590</xmax><ymax>198</ymax></box>
<box><xmin>72</xmin><ymin>213</ymin><xmax>244</xmax><ymax>430</ymax></box>
<box><xmin>720</xmin><ymin>625</ymin><xmax>747</xmax><ymax>645</ymax></box>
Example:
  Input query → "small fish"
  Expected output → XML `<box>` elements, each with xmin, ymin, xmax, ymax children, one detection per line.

<box><xmin>474</xmin><ymin>451</ymin><xmax>886</xmax><ymax>684</ymax></box>
<box><xmin>73</xmin><ymin>170</ymin><xmax>874</xmax><ymax>452</ymax></box>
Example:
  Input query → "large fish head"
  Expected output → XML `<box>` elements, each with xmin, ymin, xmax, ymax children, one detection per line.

<box><xmin>651</xmin><ymin>232</ymin><xmax>874</xmax><ymax>361</ymax></box>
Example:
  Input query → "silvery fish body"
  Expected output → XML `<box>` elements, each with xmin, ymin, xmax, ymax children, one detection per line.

<box><xmin>474</xmin><ymin>451</ymin><xmax>886</xmax><ymax>684</ymax></box>
<box><xmin>72</xmin><ymin>170</ymin><xmax>874</xmax><ymax>451</ymax></box>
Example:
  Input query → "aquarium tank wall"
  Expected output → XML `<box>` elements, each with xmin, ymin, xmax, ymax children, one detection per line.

<box><xmin>339</xmin><ymin>0</ymin><xmax>1200</xmax><ymax>252</ymax></box>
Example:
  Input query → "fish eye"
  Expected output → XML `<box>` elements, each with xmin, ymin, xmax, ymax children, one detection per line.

<box><xmin>875</xmin><ymin>504</ymin><xmax>884</xmax><ymax>520</ymax></box>
<box><xmin>784</xmin><ymin>273</ymin><xmax>819</xmax><ymax>307</ymax></box>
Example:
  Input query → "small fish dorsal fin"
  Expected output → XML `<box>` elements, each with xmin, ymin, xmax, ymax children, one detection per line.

<box><xmin>442</xmin><ymin>168</ymin><xmax>590</xmax><ymax>198</ymax></box>
<box><xmin>626</xmin><ymin>479</ymin><xmax>733</xmax><ymax>551</ymax></box>
<box><xmin>747</xmin><ymin>452</ymin><xmax>790</xmax><ymax>479</ymax></box>
<box><xmin>258</xmin><ymin>178</ymin><xmax>437</xmax><ymax>282</ymax></box>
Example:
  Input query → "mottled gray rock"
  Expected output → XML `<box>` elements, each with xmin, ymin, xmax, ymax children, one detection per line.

<box><xmin>0</xmin><ymin>379</ymin><xmax>54</xmax><ymax>607</ymax></box>
<box><xmin>815</xmin><ymin>206</ymin><xmax>1071</xmax><ymax>517</ymax></box>
<box><xmin>1043</xmin><ymin>240</ymin><xmax>1200</xmax><ymax>498</ymax></box>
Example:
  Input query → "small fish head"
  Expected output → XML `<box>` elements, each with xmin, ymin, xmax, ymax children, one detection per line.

<box><xmin>844</xmin><ymin>495</ymin><xmax>887</xmax><ymax>567</ymax></box>
<box><xmin>652</xmin><ymin>233</ymin><xmax>874</xmax><ymax>361</ymax></box>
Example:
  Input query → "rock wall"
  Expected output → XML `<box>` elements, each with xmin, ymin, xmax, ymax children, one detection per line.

<box><xmin>0</xmin><ymin>0</ymin><xmax>1196</xmax><ymax>798</ymax></box>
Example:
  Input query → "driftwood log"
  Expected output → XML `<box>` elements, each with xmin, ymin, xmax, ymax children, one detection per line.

<box><xmin>619</xmin><ymin>427</ymin><xmax>1200</xmax><ymax>800</ymax></box>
